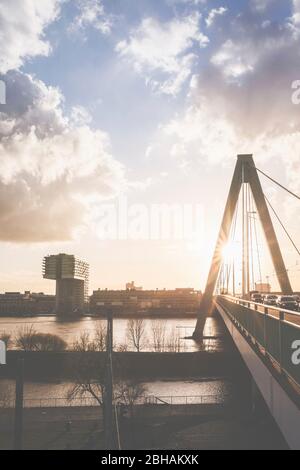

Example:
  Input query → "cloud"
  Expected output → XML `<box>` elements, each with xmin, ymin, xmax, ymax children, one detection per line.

<box><xmin>0</xmin><ymin>1</ymin><xmax>125</xmax><ymax>243</ymax></box>
<box><xmin>250</xmin><ymin>0</ymin><xmax>275</xmax><ymax>12</ymax></box>
<box><xmin>206</xmin><ymin>7</ymin><xmax>227</xmax><ymax>28</ymax></box>
<box><xmin>0</xmin><ymin>0</ymin><xmax>63</xmax><ymax>74</ymax></box>
<box><xmin>292</xmin><ymin>0</ymin><xmax>300</xmax><ymax>24</ymax></box>
<box><xmin>166</xmin><ymin>0</ymin><xmax>206</xmax><ymax>5</ymax></box>
<box><xmin>210</xmin><ymin>14</ymin><xmax>292</xmax><ymax>80</ymax></box>
<box><xmin>69</xmin><ymin>0</ymin><xmax>113</xmax><ymax>36</ymax></box>
<box><xmin>149</xmin><ymin>3</ymin><xmax>300</xmax><ymax>196</ymax></box>
<box><xmin>0</xmin><ymin>72</ymin><xmax>125</xmax><ymax>242</ymax></box>
<box><xmin>201</xmin><ymin>9</ymin><xmax>300</xmax><ymax>141</ymax></box>
<box><xmin>116</xmin><ymin>13</ymin><xmax>209</xmax><ymax>95</ymax></box>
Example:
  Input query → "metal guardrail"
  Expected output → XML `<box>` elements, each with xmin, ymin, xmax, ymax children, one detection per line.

<box><xmin>0</xmin><ymin>394</ymin><xmax>230</xmax><ymax>409</ymax></box>
<box><xmin>144</xmin><ymin>395</ymin><xmax>229</xmax><ymax>406</ymax></box>
<box><xmin>221</xmin><ymin>295</ymin><xmax>300</xmax><ymax>319</ymax></box>
<box><xmin>217</xmin><ymin>295</ymin><xmax>300</xmax><ymax>389</ymax></box>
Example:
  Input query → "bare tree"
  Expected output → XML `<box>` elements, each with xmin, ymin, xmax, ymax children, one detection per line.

<box><xmin>126</xmin><ymin>319</ymin><xmax>147</xmax><ymax>352</ymax></box>
<box><xmin>68</xmin><ymin>335</ymin><xmax>106</xmax><ymax>406</ymax></box>
<box><xmin>68</xmin><ymin>331</ymin><xmax>147</xmax><ymax>448</ymax></box>
<box><xmin>116</xmin><ymin>380</ymin><xmax>147</xmax><ymax>418</ymax></box>
<box><xmin>94</xmin><ymin>323</ymin><xmax>107</xmax><ymax>352</ymax></box>
<box><xmin>15</xmin><ymin>325</ymin><xmax>37</xmax><ymax>351</ymax></box>
<box><xmin>68</xmin><ymin>370</ymin><xmax>105</xmax><ymax>407</ymax></box>
<box><xmin>166</xmin><ymin>328</ymin><xmax>182</xmax><ymax>352</ymax></box>
<box><xmin>116</xmin><ymin>343</ymin><xmax>128</xmax><ymax>352</ymax></box>
<box><xmin>72</xmin><ymin>331</ymin><xmax>92</xmax><ymax>352</ymax></box>
<box><xmin>72</xmin><ymin>323</ymin><xmax>107</xmax><ymax>352</ymax></box>
<box><xmin>115</xmin><ymin>380</ymin><xmax>148</xmax><ymax>448</ymax></box>
<box><xmin>151</xmin><ymin>320</ymin><xmax>166</xmax><ymax>352</ymax></box>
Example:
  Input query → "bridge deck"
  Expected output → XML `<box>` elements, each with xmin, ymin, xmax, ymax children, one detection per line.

<box><xmin>215</xmin><ymin>295</ymin><xmax>300</xmax><ymax>450</ymax></box>
<box><xmin>216</xmin><ymin>296</ymin><xmax>300</xmax><ymax>391</ymax></box>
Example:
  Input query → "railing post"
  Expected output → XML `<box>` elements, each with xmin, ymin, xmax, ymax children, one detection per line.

<box><xmin>264</xmin><ymin>307</ymin><xmax>268</xmax><ymax>351</ymax></box>
<box><xmin>279</xmin><ymin>311</ymin><xmax>284</xmax><ymax>372</ymax></box>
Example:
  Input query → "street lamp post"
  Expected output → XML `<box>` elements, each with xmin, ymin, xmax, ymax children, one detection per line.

<box><xmin>104</xmin><ymin>309</ymin><xmax>114</xmax><ymax>450</ymax></box>
<box><xmin>104</xmin><ymin>302</ymin><xmax>123</xmax><ymax>451</ymax></box>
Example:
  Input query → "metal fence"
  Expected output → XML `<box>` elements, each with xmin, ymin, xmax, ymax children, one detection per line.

<box><xmin>143</xmin><ymin>394</ymin><xmax>229</xmax><ymax>406</ymax></box>
<box><xmin>0</xmin><ymin>393</ymin><xmax>230</xmax><ymax>409</ymax></box>
<box><xmin>217</xmin><ymin>295</ymin><xmax>300</xmax><ymax>388</ymax></box>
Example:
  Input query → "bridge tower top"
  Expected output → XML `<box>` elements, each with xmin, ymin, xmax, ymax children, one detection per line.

<box><xmin>194</xmin><ymin>154</ymin><xmax>293</xmax><ymax>339</ymax></box>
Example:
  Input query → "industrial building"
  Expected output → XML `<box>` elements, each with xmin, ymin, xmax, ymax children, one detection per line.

<box><xmin>90</xmin><ymin>285</ymin><xmax>202</xmax><ymax>317</ymax></box>
<box><xmin>0</xmin><ymin>292</ymin><xmax>55</xmax><ymax>316</ymax></box>
<box><xmin>43</xmin><ymin>254</ymin><xmax>89</xmax><ymax>316</ymax></box>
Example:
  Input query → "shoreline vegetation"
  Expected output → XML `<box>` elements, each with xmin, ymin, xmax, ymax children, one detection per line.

<box><xmin>0</xmin><ymin>319</ymin><xmax>194</xmax><ymax>353</ymax></box>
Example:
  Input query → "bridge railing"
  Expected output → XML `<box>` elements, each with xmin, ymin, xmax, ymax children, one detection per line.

<box><xmin>216</xmin><ymin>295</ymin><xmax>300</xmax><ymax>389</ymax></box>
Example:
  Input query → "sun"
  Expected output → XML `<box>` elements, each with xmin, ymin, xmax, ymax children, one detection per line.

<box><xmin>222</xmin><ymin>241</ymin><xmax>240</xmax><ymax>261</ymax></box>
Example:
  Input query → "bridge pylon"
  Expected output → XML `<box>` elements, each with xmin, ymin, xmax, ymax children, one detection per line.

<box><xmin>193</xmin><ymin>154</ymin><xmax>293</xmax><ymax>340</ymax></box>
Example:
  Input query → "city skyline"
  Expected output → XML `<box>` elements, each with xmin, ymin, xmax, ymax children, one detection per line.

<box><xmin>0</xmin><ymin>1</ymin><xmax>300</xmax><ymax>294</ymax></box>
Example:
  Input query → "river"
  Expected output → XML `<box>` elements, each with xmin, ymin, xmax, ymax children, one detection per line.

<box><xmin>0</xmin><ymin>316</ymin><xmax>225</xmax><ymax>352</ymax></box>
<box><xmin>0</xmin><ymin>315</ymin><xmax>231</xmax><ymax>403</ymax></box>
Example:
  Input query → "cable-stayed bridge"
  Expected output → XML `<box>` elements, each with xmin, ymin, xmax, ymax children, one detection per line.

<box><xmin>193</xmin><ymin>155</ymin><xmax>300</xmax><ymax>449</ymax></box>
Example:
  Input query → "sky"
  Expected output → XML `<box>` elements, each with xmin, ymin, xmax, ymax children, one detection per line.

<box><xmin>0</xmin><ymin>0</ymin><xmax>300</xmax><ymax>294</ymax></box>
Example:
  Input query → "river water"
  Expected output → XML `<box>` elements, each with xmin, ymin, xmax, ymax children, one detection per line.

<box><xmin>0</xmin><ymin>378</ymin><xmax>233</xmax><ymax>406</ymax></box>
<box><xmin>0</xmin><ymin>315</ymin><xmax>232</xmax><ymax>401</ymax></box>
<box><xmin>0</xmin><ymin>316</ymin><xmax>225</xmax><ymax>352</ymax></box>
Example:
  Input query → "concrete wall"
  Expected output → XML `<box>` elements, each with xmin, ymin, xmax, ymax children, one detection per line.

<box><xmin>1</xmin><ymin>350</ymin><xmax>246</xmax><ymax>381</ymax></box>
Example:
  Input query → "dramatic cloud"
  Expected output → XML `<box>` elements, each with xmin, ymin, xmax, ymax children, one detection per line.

<box><xmin>69</xmin><ymin>0</ymin><xmax>113</xmax><ymax>36</ymax></box>
<box><xmin>0</xmin><ymin>0</ymin><xmax>62</xmax><ymax>74</ymax></box>
<box><xmin>116</xmin><ymin>13</ymin><xmax>209</xmax><ymax>95</ymax></box>
<box><xmin>151</xmin><ymin>3</ymin><xmax>300</xmax><ymax>197</ymax></box>
<box><xmin>200</xmin><ymin>9</ymin><xmax>300</xmax><ymax>140</ymax></box>
<box><xmin>0</xmin><ymin>72</ymin><xmax>124</xmax><ymax>242</ymax></box>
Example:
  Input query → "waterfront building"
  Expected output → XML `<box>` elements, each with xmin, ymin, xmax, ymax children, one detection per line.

<box><xmin>90</xmin><ymin>287</ymin><xmax>201</xmax><ymax>316</ymax></box>
<box><xmin>0</xmin><ymin>292</ymin><xmax>55</xmax><ymax>316</ymax></box>
<box><xmin>43</xmin><ymin>254</ymin><xmax>89</xmax><ymax>316</ymax></box>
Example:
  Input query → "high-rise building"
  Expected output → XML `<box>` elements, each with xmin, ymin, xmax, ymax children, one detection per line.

<box><xmin>43</xmin><ymin>254</ymin><xmax>89</xmax><ymax>316</ymax></box>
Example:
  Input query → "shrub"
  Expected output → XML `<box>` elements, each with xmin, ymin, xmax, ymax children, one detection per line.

<box><xmin>15</xmin><ymin>326</ymin><xmax>67</xmax><ymax>352</ymax></box>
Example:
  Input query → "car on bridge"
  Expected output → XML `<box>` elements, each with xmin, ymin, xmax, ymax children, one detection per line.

<box><xmin>276</xmin><ymin>296</ymin><xmax>299</xmax><ymax>312</ymax></box>
<box><xmin>263</xmin><ymin>294</ymin><xmax>278</xmax><ymax>306</ymax></box>
<box><xmin>292</xmin><ymin>295</ymin><xmax>300</xmax><ymax>306</ymax></box>
<box><xmin>251</xmin><ymin>293</ymin><xmax>264</xmax><ymax>303</ymax></box>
